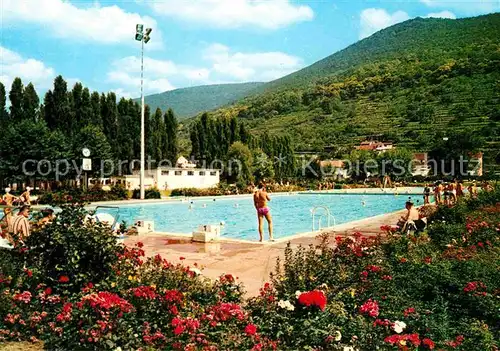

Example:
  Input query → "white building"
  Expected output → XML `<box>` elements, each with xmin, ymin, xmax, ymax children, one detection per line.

<box><xmin>118</xmin><ymin>157</ymin><xmax>220</xmax><ymax>190</ymax></box>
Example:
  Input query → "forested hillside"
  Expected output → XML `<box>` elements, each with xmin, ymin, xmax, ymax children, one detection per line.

<box><xmin>203</xmin><ymin>13</ymin><xmax>500</xmax><ymax>172</ymax></box>
<box><xmin>141</xmin><ymin>82</ymin><xmax>264</xmax><ymax>119</ymax></box>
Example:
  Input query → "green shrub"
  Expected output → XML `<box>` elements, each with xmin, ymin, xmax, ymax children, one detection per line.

<box><xmin>132</xmin><ymin>187</ymin><xmax>162</xmax><ymax>199</ymax></box>
<box><xmin>109</xmin><ymin>184</ymin><xmax>129</xmax><ymax>199</ymax></box>
<box><xmin>23</xmin><ymin>205</ymin><xmax>124</xmax><ymax>293</ymax></box>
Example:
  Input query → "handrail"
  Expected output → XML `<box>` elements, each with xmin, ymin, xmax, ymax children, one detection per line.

<box><xmin>311</xmin><ymin>206</ymin><xmax>336</xmax><ymax>231</ymax></box>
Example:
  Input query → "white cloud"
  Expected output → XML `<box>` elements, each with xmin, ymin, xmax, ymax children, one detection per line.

<box><xmin>107</xmin><ymin>45</ymin><xmax>304</xmax><ymax>97</ymax></box>
<box><xmin>0</xmin><ymin>46</ymin><xmax>55</xmax><ymax>91</ymax></box>
<box><xmin>203</xmin><ymin>43</ymin><xmax>304</xmax><ymax>82</ymax></box>
<box><xmin>426</xmin><ymin>11</ymin><xmax>457</xmax><ymax>19</ymax></box>
<box><xmin>360</xmin><ymin>8</ymin><xmax>411</xmax><ymax>39</ymax></box>
<box><xmin>150</xmin><ymin>0</ymin><xmax>313</xmax><ymax>29</ymax></box>
<box><xmin>107</xmin><ymin>56</ymin><xmax>213</xmax><ymax>96</ymax></box>
<box><xmin>1</xmin><ymin>0</ymin><xmax>161</xmax><ymax>47</ymax></box>
<box><xmin>420</xmin><ymin>0</ymin><xmax>499</xmax><ymax>15</ymax></box>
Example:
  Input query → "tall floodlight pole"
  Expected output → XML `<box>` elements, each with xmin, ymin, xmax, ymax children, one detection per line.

<box><xmin>135</xmin><ymin>24</ymin><xmax>152</xmax><ymax>200</ymax></box>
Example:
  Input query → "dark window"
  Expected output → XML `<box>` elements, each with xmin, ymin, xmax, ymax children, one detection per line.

<box><xmin>175</xmin><ymin>171</ymin><xmax>182</xmax><ymax>176</ymax></box>
<box><xmin>187</xmin><ymin>171</ymin><xmax>194</xmax><ymax>176</ymax></box>
<box><xmin>199</xmin><ymin>171</ymin><xmax>206</xmax><ymax>176</ymax></box>
<box><xmin>210</xmin><ymin>171</ymin><xmax>217</xmax><ymax>176</ymax></box>
<box><xmin>161</xmin><ymin>171</ymin><xmax>170</xmax><ymax>175</ymax></box>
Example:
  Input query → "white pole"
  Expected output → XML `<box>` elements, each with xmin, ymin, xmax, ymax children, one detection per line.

<box><xmin>140</xmin><ymin>38</ymin><xmax>145</xmax><ymax>200</ymax></box>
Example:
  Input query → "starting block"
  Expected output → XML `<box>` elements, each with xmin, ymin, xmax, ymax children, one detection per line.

<box><xmin>193</xmin><ymin>224</ymin><xmax>221</xmax><ymax>243</ymax></box>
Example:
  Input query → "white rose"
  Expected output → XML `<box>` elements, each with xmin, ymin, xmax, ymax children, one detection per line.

<box><xmin>343</xmin><ymin>346</ymin><xmax>355</xmax><ymax>351</ymax></box>
<box><xmin>189</xmin><ymin>267</ymin><xmax>202</xmax><ymax>275</ymax></box>
<box><xmin>295</xmin><ymin>290</ymin><xmax>302</xmax><ymax>299</ymax></box>
<box><xmin>278</xmin><ymin>299</ymin><xmax>295</xmax><ymax>311</ymax></box>
<box><xmin>334</xmin><ymin>330</ymin><xmax>342</xmax><ymax>341</ymax></box>
<box><xmin>393</xmin><ymin>321</ymin><xmax>407</xmax><ymax>334</ymax></box>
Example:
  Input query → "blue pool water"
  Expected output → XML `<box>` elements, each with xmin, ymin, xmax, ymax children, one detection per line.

<box><xmin>98</xmin><ymin>191</ymin><xmax>425</xmax><ymax>241</ymax></box>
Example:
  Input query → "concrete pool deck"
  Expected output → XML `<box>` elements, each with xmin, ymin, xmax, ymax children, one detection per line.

<box><xmin>124</xmin><ymin>208</ymin><xmax>407</xmax><ymax>297</ymax></box>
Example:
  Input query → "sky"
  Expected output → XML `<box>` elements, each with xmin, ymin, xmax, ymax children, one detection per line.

<box><xmin>1</xmin><ymin>0</ymin><xmax>499</xmax><ymax>100</ymax></box>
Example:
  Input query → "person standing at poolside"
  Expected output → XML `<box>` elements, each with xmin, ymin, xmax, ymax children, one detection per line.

<box><xmin>2</xmin><ymin>188</ymin><xmax>18</xmax><ymax>206</ymax></box>
<box><xmin>253</xmin><ymin>183</ymin><xmax>273</xmax><ymax>242</ymax></box>
<box><xmin>423</xmin><ymin>184</ymin><xmax>431</xmax><ymax>205</ymax></box>
<box><xmin>20</xmin><ymin>187</ymin><xmax>31</xmax><ymax>205</ymax></box>
<box><xmin>433</xmin><ymin>182</ymin><xmax>442</xmax><ymax>205</ymax></box>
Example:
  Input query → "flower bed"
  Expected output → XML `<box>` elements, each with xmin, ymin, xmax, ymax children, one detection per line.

<box><xmin>1</xmin><ymin>188</ymin><xmax>499</xmax><ymax>350</ymax></box>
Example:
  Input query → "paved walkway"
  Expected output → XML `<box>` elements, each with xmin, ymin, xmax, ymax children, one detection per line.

<box><xmin>124</xmin><ymin>209</ymin><xmax>406</xmax><ymax>297</ymax></box>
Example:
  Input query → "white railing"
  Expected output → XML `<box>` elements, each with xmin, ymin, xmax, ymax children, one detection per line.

<box><xmin>311</xmin><ymin>206</ymin><xmax>336</xmax><ymax>231</ymax></box>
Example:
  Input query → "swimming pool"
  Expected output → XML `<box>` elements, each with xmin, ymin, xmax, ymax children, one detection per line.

<box><xmin>97</xmin><ymin>191</ymin><xmax>426</xmax><ymax>241</ymax></box>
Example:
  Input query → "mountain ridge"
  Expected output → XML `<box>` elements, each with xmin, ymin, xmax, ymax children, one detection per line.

<box><xmin>140</xmin><ymin>82</ymin><xmax>264</xmax><ymax>119</ymax></box>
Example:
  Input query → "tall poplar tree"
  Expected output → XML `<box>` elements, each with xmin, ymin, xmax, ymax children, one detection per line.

<box><xmin>0</xmin><ymin>82</ymin><xmax>8</xmax><ymax>126</ymax></box>
<box><xmin>43</xmin><ymin>90</ymin><xmax>56</xmax><ymax>130</ymax></box>
<box><xmin>71</xmin><ymin>82</ymin><xmax>83</xmax><ymax>126</ymax></box>
<box><xmin>164</xmin><ymin>108</ymin><xmax>178</xmax><ymax>162</ymax></box>
<box><xmin>150</xmin><ymin>108</ymin><xmax>165</xmax><ymax>162</ymax></box>
<box><xmin>79</xmin><ymin>87</ymin><xmax>93</xmax><ymax>127</ymax></box>
<box><xmin>9</xmin><ymin>78</ymin><xmax>24</xmax><ymax>121</ymax></box>
<box><xmin>22</xmin><ymin>83</ymin><xmax>39</xmax><ymax>121</ymax></box>
<box><xmin>52</xmin><ymin>75</ymin><xmax>73</xmax><ymax>134</ymax></box>
<box><xmin>90</xmin><ymin>91</ymin><xmax>102</xmax><ymax>128</ymax></box>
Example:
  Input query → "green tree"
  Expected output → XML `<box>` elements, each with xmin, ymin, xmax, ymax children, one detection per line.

<box><xmin>90</xmin><ymin>91</ymin><xmax>102</xmax><ymax>128</ymax></box>
<box><xmin>164</xmin><ymin>108</ymin><xmax>178</xmax><ymax>163</ymax></box>
<box><xmin>227</xmin><ymin>142</ymin><xmax>253</xmax><ymax>182</ymax></box>
<box><xmin>79</xmin><ymin>87</ymin><xmax>93</xmax><ymax>127</ymax></box>
<box><xmin>52</xmin><ymin>75</ymin><xmax>73</xmax><ymax>134</ymax></box>
<box><xmin>150</xmin><ymin>108</ymin><xmax>165</xmax><ymax>162</ymax></box>
<box><xmin>377</xmin><ymin>148</ymin><xmax>414</xmax><ymax>179</ymax></box>
<box><xmin>9</xmin><ymin>77</ymin><xmax>24</xmax><ymax>121</ymax></box>
<box><xmin>0</xmin><ymin>82</ymin><xmax>8</xmax><ymax>126</ymax></box>
<box><xmin>22</xmin><ymin>82</ymin><xmax>39</xmax><ymax>121</ymax></box>
<box><xmin>239</xmin><ymin>123</ymin><xmax>250</xmax><ymax>144</ymax></box>
<box><xmin>252</xmin><ymin>148</ymin><xmax>275</xmax><ymax>182</ymax></box>
<box><xmin>43</xmin><ymin>90</ymin><xmax>57</xmax><ymax>130</ymax></box>
<box><xmin>117</xmin><ymin>98</ymin><xmax>136</xmax><ymax>173</ymax></box>
<box><xmin>429</xmin><ymin>129</ymin><xmax>485</xmax><ymax>177</ymax></box>
<box><xmin>101</xmin><ymin>92</ymin><xmax>119</xmax><ymax>155</ymax></box>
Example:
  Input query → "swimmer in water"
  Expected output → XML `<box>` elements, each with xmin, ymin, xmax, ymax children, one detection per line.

<box><xmin>202</xmin><ymin>203</ymin><xmax>207</xmax><ymax>208</ymax></box>
<box><xmin>361</xmin><ymin>200</ymin><xmax>366</xmax><ymax>206</ymax></box>
<box><xmin>234</xmin><ymin>203</ymin><xmax>239</xmax><ymax>208</ymax></box>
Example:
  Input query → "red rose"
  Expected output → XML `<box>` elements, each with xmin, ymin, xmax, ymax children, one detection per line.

<box><xmin>422</xmin><ymin>338</ymin><xmax>435</xmax><ymax>349</ymax></box>
<box><xmin>137</xmin><ymin>242</ymin><xmax>144</xmax><ymax>248</ymax></box>
<box><xmin>245</xmin><ymin>324</ymin><xmax>257</xmax><ymax>336</ymax></box>
<box><xmin>359</xmin><ymin>299</ymin><xmax>379</xmax><ymax>318</ymax></box>
<box><xmin>298</xmin><ymin>290</ymin><xmax>327</xmax><ymax>311</ymax></box>
<box><xmin>58</xmin><ymin>275</ymin><xmax>70</xmax><ymax>283</ymax></box>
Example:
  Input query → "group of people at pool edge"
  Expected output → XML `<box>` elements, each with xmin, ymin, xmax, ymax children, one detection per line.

<box><xmin>423</xmin><ymin>180</ymin><xmax>492</xmax><ymax>206</ymax></box>
<box><xmin>1</xmin><ymin>187</ymin><xmax>55</xmax><ymax>246</ymax></box>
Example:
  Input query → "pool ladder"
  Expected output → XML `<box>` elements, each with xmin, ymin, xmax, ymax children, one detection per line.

<box><xmin>311</xmin><ymin>206</ymin><xmax>336</xmax><ymax>231</ymax></box>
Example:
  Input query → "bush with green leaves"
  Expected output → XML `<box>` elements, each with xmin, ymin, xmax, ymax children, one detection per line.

<box><xmin>132</xmin><ymin>187</ymin><xmax>162</xmax><ymax>199</ymax></box>
<box><xmin>23</xmin><ymin>205</ymin><xmax>124</xmax><ymax>293</ymax></box>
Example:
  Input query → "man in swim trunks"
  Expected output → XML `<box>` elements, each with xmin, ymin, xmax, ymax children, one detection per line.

<box><xmin>253</xmin><ymin>183</ymin><xmax>273</xmax><ymax>242</ymax></box>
